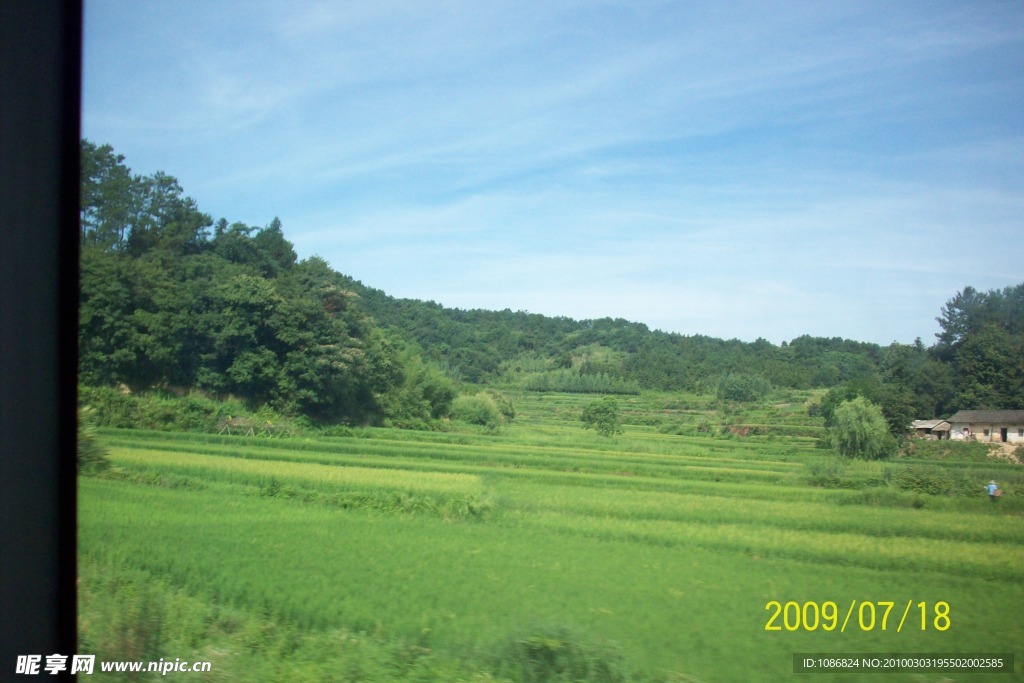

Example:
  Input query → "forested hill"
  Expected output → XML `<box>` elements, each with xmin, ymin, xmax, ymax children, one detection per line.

<box><xmin>338</xmin><ymin>275</ymin><xmax>884</xmax><ymax>389</ymax></box>
<box><xmin>79</xmin><ymin>140</ymin><xmax>1023</xmax><ymax>425</ymax></box>
<box><xmin>80</xmin><ymin>141</ymin><xmax>460</xmax><ymax>425</ymax></box>
<box><xmin>325</xmin><ymin>272</ymin><xmax>1024</xmax><ymax>420</ymax></box>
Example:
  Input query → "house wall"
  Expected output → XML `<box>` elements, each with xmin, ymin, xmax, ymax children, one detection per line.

<box><xmin>948</xmin><ymin>421</ymin><xmax>1024</xmax><ymax>443</ymax></box>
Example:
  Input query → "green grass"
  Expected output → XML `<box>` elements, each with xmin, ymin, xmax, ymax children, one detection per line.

<box><xmin>79</xmin><ymin>390</ymin><xmax>1024</xmax><ymax>681</ymax></box>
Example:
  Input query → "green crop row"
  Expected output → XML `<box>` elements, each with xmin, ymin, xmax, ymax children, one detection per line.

<box><xmin>506</xmin><ymin>509</ymin><xmax>1024</xmax><ymax>581</ymax></box>
<box><xmin>498</xmin><ymin>481</ymin><xmax>1024</xmax><ymax>545</ymax></box>
<box><xmin>102</xmin><ymin>429</ymin><xmax>804</xmax><ymax>488</ymax></box>
<box><xmin>107</xmin><ymin>445</ymin><xmax>1022</xmax><ymax>576</ymax></box>
<box><xmin>104</xmin><ymin>423</ymin><xmax>818</xmax><ymax>463</ymax></box>
<box><xmin>108</xmin><ymin>447</ymin><xmax>491</xmax><ymax>520</ymax></box>
<box><xmin>81</xmin><ymin>388</ymin><xmax>1024</xmax><ymax>682</ymax></box>
<box><xmin>80</xmin><ymin>477</ymin><xmax>1024</xmax><ymax>682</ymax></box>
<box><xmin>111</xmin><ymin>448</ymin><xmax>482</xmax><ymax>495</ymax></box>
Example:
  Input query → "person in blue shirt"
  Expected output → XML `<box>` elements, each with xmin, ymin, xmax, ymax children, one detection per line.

<box><xmin>986</xmin><ymin>480</ymin><xmax>999</xmax><ymax>502</ymax></box>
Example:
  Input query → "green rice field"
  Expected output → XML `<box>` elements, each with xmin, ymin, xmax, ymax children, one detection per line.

<box><xmin>79</xmin><ymin>392</ymin><xmax>1024</xmax><ymax>681</ymax></box>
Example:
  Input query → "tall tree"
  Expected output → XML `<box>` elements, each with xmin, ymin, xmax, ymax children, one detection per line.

<box><xmin>934</xmin><ymin>284</ymin><xmax>1024</xmax><ymax>410</ymax></box>
<box><xmin>831</xmin><ymin>397</ymin><xmax>895</xmax><ymax>460</ymax></box>
<box><xmin>954</xmin><ymin>325</ymin><xmax>1022</xmax><ymax>409</ymax></box>
<box><xmin>80</xmin><ymin>140</ymin><xmax>138</xmax><ymax>250</ymax></box>
<box><xmin>252</xmin><ymin>217</ymin><xmax>297</xmax><ymax>276</ymax></box>
<box><xmin>580</xmin><ymin>396</ymin><xmax>623</xmax><ymax>437</ymax></box>
<box><xmin>126</xmin><ymin>171</ymin><xmax>212</xmax><ymax>256</ymax></box>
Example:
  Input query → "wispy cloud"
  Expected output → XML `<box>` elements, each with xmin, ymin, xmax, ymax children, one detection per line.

<box><xmin>83</xmin><ymin>0</ymin><xmax>1024</xmax><ymax>344</ymax></box>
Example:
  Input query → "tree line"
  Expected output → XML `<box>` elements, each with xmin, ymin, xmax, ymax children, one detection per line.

<box><xmin>353</xmin><ymin>276</ymin><xmax>1022</xmax><ymax>421</ymax></box>
<box><xmin>814</xmin><ymin>283</ymin><xmax>1024</xmax><ymax>438</ymax></box>
<box><xmin>79</xmin><ymin>140</ymin><xmax>1023</xmax><ymax>426</ymax></box>
<box><xmin>80</xmin><ymin>141</ymin><xmax>454</xmax><ymax>425</ymax></box>
<box><xmin>340</xmin><ymin>282</ymin><xmax>886</xmax><ymax>391</ymax></box>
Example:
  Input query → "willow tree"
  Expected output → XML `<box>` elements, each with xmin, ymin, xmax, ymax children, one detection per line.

<box><xmin>830</xmin><ymin>397</ymin><xmax>895</xmax><ymax>460</ymax></box>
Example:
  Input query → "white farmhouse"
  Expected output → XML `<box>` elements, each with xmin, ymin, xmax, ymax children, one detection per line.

<box><xmin>946</xmin><ymin>410</ymin><xmax>1024</xmax><ymax>444</ymax></box>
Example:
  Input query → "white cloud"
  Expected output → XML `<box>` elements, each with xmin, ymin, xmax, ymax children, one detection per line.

<box><xmin>83</xmin><ymin>0</ymin><xmax>1024</xmax><ymax>344</ymax></box>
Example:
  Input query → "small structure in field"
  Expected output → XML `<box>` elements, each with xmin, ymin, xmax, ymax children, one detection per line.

<box><xmin>911</xmin><ymin>419</ymin><xmax>950</xmax><ymax>440</ymax></box>
<box><xmin>218</xmin><ymin>416</ymin><xmax>256</xmax><ymax>436</ymax></box>
<box><xmin>945</xmin><ymin>410</ymin><xmax>1024</xmax><ymax>443</ymax></box>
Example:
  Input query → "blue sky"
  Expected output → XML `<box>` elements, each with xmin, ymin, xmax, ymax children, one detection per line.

<box><xmin>82</xmin><ymin>0</ymin><xmax>1024</xmax><ymax>345</ymax></box>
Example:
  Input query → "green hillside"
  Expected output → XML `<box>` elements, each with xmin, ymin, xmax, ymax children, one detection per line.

<box><xmin>80</xmin><ymin>140</ymin><xmax>1023</xmax><ymax>429</ymax></box>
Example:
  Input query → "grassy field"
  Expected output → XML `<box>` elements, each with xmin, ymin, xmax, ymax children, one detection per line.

<box><xmin>79</xmin><ymin>391</ymin><xmax>1024</xmax><ymax>681</ymax></box>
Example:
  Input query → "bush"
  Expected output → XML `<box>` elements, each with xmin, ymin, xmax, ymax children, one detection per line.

<box><xmin>77</xmin><ymin>384</ymin><xmax>305</xmax><ymax>435</ymax></box>
<box><xmin>657</xmin><ymin>420</ymin><xmax>691</xmax><ymax>436</ymax></box>
<box><xmin>804</xmin><ymin>459</ymin><xmax>888</xmax><ymax>489</ymax></box>
<box><xmin>901</xmin><ymin>439</ymin><xmax>994</xmax><ymax>463</ymax></box>
<box><xmin>848</xmin><ymin>486</ymin><xmax>928</xmax><ymax>509</ymax></box>
<box><xmin>892</xmin><ymin>465</ymin><xmax>956</xmax><ymax>496</ymax></box>
<box><xmin>580</xmin><ymin>397</ymin><xmax>623</xmax><ymax>437</ymax></box>
<box><xmin>716</xmin><ymin>373</ymin><xmax>773</xmax><ymax>403</ymax></box>
<box><xmin>804</xmin><ymin>459</ymin><xmax>849</xmax><ymax>488</ymax></box>
<box><xmin>84</xmin><ymin>569</ymin><xmax>165</xmax><ymax>662</ymax></box>
<box><xmin>450</xmin><ymin>393</ymin><xmax>503</xmax><ymax>430</ymax></box>
<box><xmin>380</xmin><ymin>352</ymin><xmax>457</xmax><ymax>423</ymax></box>
<box><xmin>80</xmin><ymin>385</ymin><xmax>229</xmax><ymax>431</ymax></box>
<box><xmin>485</xmin><ymin>390</ymin><xmax>516</xmax><ymax>422</ymax></box>
<box><xmin>830</xmin><ymin>397</ymin><xmax>896</xmax><ymax>460</ymax></box>
<box><xmin>492</xmin><ymin>627</ymin><xmax>626</xmax><ymax>683</ymax></box>
<box><xmin>519</xmin><ymin>369</ymin><xmax>641</xmax><ymax>395</ymax></box>
<box><xmin>79</xmin><ymin>385</ymin><xmax>139</xmax><ymax>428</ymax></box>
<box><xmin>77</xmin><ymin>405</ymin><xmax>111</xmax><ymax>475</ymax></box>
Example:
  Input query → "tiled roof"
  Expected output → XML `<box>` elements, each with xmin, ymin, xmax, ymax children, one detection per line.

<box><xmin>947</xmin><ymin>410</ymin><xmax>1024</xmax><ymax>424</ymax></box>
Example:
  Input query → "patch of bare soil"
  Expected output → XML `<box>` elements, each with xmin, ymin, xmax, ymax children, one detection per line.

<box><xmin>990</xmin><ymin>443</ymin><xmax>1023</xmax><ymax>464</ymax></box>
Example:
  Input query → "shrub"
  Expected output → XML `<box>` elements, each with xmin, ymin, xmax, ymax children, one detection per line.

<box><xmin>520</xmin><ymin>369</ymin><xmax>640</xmax><ymax>395</ymax></box>
<box><xmin>493</xmin><ymin>627</ymin><xmax>626</xmax><ymax>683</ymax></box>
<box><xmin>657</xmin><ymin>420</ymin><xmax>690</xmax><ymax>436</ymax></box>
<box><xmin>901</xmin><ymin>439</ymin><xmax>997</xmax><ymax>463</ymax></box>
<box><xmin>381</xmin><ymin>352</ymin><xmax>457</xmax><ymax>423</ymax></box>
<box><xmin>77</xmin><ymin>384</ymin><xmax>303</xmax><ymax>435</ymax></box>
<box><xmin>804</xmin><ymin>459</ymin><xmax>888</xmax><ymax>489</ymax></box>
<box><xmin>892</xmin><ymin>465</ymin><xmax>955</xmax><ymax>496</ymax></box>
<box><xmin>77</xmin><ymin>405</ymin><xmax>111</xmax><ymax>475</ymax></box>
<box><xmin>80</xmin><ymin>562</ymin><xmax>165</xmax><ymax>662</ymax></box>
<box><xmin>79</xmin><ymin>385</ymin><xmax>139</xmax><ymax>428</ymax></box>
<box><xmin>485</xmin><ymin>390</ymin><xmax>516</xmax><ymax>422</ymax></box>
<box><xmin>830</xmin><ymin>397</ymin><xmax>896</xmax><ymax>460</ymax></box>
<box><xmin>451</xmin><ymin>393</ymin><xmax>503</xmax><ymax>429</ymax></box>
<box><xmin>850</xmin><ymin>486</ymin><xmax>927</xmax><ymax>509</ymax></box>
<box><xmin>716</xmin><ymin>373</ymin><xmax>773</xmax><ymax>403</ymax></box>
<box><xmin>804</xmin><ymin>459</ymin><xmax>849</xmax><ymax>489</ymax></box>
<box><xmin>580</xmin><ymin>397</ymin><xmax>623</xmax><ymax>437</ymax></box>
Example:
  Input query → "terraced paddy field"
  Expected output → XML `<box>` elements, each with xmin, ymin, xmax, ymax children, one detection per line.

<box><xmin>79</xmin><ymin>392</ymin><xmax>1024</xmax><ymax>681</ymax></box>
